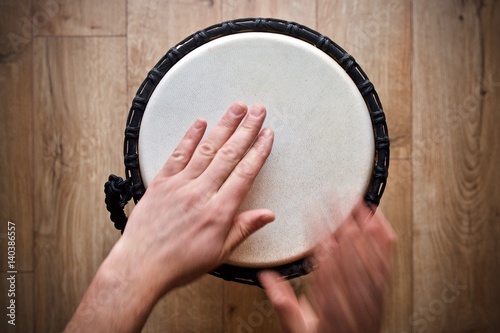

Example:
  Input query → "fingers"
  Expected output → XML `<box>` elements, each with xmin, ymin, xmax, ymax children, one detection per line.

<box><xmin>309</xmin><ymin>205</ymin><xmax>396</xmax><ymax>333</ymax></box>
<box><xmin>328</xmin><ymin>204</ymin><xmax>395</xmax><ymax>286</ymax></box>
<box><xmin>351</xmin><ymin>199</ymin><xmax>374</xmax><ymax>227</ymax></box>
<box><xmin>367</xmin><ymin>208</ymin><xmax>397</xmax><ymax>257</ymax></box>
<box><xmin>160</xmin><ymin>118</ymin><xmax>207</xmax><ymax>177</ymax></box>
<box><xmin>312</xmin><ymin>240</ymin><xmax>357</xmax><ymax>333</ymax></box>
<box><xmin>332</xmin><ymin>212</ymin><xmax>361</xmax><ymax>247</ymax></box>
<box><xmin>183</xmin><ymin>102</ymin><xmax>248</xmax><ymax>178</ymax></box>
<box><xmin>359</xmin><ymin>208</ymin><xmax>397</xmax><ymax>285</ymax></box>
<box><xmin>218</xmin><ymin>127</ymin><xmax>274</xmax><ymax>206</ymax></box>
<box><xmin>340</xmin><ymin>236</ymin><xmax>382</xmax><ymax>329</ymax></box>
<box><xmin>260</xmin><ymin>271</ymin><xmax>309</xmax><ymax>333</ymax></box>
<box><xmin>202</xmin><ymin>104</ymin><xmax>268</xmax><ymax>190</ymax></box>
<box><xmin>223</xmin><ymin>209</ymin><xmax>275</xmax><ymax>254</ymax></box>
<box><xmin>332</xmin><ymin>200</ymin><xmax>371</xmax><ymax>243</ymax></box>
<box><xmin>351</xmin><ymin>235</ymin><xmax>390</xmax><ymax>308</ymax></box>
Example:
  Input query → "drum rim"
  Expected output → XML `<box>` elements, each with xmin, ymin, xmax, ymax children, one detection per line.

<box><xmin>121</xmin><ymin>18</ymin><xmax>390</xmax><ymax>286</ymax></box>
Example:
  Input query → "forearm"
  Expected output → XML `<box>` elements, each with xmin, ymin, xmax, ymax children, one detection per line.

<box><xmin>65</xmin><ymin>240</ymin><xmax>166</xmax><ymax>333</ymax></box>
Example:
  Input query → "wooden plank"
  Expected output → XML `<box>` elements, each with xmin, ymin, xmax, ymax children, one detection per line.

<box><xmin>473</xmin><ymin>0</ymin><xmax>500</xmax><ymax>329</ymax></box>
<box><xmin>222</xmin><ymin>0</ymin><xmax>316</xmax><ymax>27</ymax></box>
<box><xmin>378</xmin><ymin>160</ymin><xmax>412</xmax><ymax>332</ymax></box>
<box><xmin>128</xmin><ymin>0</ymin><xmax>223</xmax><ymax>101</ymax></box>
<box><xmin>0</xmin><ymin>2</ymin><xmax>35</xmax><ymax>332</ymax></box>
<box><xmin>224</xmin><ymin>282</ymin><xmax>279</xmax><ymax>333</ymax></box>
<box><xmin>143</xmin><ymin>275</ymin><xmax>225</xmax><ymax>333</ymax></box>
<box><xmin>224</xmin><ymin>275</ymin><xmax>307</xmax><ymax>333</ymax></box>
<box><xmin>0</xmin><ymin>272</ymin><xmax>34</xmax><ymax>333</ymax></box>
<box><xmin>318</xmin><ymin>0</ymin><xmax>412</xmax><ymax>159</ymax></box>
<box><xmin>128</xmin><ymin>1</ymin><xmax>224</xmax><ymax>332</ymax></box>
<box><xmin>33</xmin><ymin>37</ymin><xmax>126</xmax><ymax>332</ymax></box>
<box><xmin>413</xmin><ymin>0</ymin><xmax>500</xmax><ymax>331</ymax></box>
<box><xmin>32</xmin><ymin>0</ymin><xmax>126</xmax><ymax>36</ymax></box>
<box><xmin>0</xmin><ymin>0</ymin><xmax>34</xmax><ymax>272</ymax></box>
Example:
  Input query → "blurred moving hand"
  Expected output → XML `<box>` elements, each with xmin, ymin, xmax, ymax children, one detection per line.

<box><xmin>260</xmin><ymin>203</ymin><xmax>396</xmax><ymax>333</ymax></box>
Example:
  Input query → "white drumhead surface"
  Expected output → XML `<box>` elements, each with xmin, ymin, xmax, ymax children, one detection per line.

<box><xmin>139</xmin><ymin>32</ymin><xmax>374</xmax><ymax>267</ymax></box>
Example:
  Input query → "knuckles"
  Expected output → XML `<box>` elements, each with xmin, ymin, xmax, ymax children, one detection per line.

<box><xmin>252</xmin><ymin>138</ymin><xmax>271</xmax><ymax>157</ymax></box>
<box><xmin>218</xmin><ymin>144</ymin><xmax>240</xmax><ymax>162</ymax></box>
<box><xmin>170</xmin><ymin>149</ymin><xmax>188</xmax><ymax>163</ymax></box>
<box><xmin>234</xmin><ymin>160</ymin><xmax>257</xmax><ymax>179</ymax></box>
<box><xmin>197</xmin><ymin>141</ymin><xmax>217</xmax><ymax>158</ymax></box>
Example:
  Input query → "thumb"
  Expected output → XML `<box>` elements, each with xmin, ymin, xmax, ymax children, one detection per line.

<box><xmin>259</xmin><ymin>271</ymin><xmax>310</xmax><ymax>333</ymax></box>
<box><xmin>224</xmin><ymin>209</ymin><xmax>274</xmax><ymax>253</ymax></box>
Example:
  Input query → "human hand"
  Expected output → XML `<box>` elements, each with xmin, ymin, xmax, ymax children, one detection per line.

<box><xmin>111</xmin><ymin>102</ymin><xmax>274</xmax><ymax>295</ymax></box>
<box><xmin>66</xmin><ymin>102</ymin><xmax>274</xmax><ymax>333</ymax></box>
<box><xmin>260</xmin><ymin>203</ymin><xmax>396</xmax><ymax>333</ymax></box>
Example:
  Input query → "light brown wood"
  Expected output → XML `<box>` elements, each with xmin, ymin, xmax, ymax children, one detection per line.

<box><xmin>0</xmin><ymin>2</ymin><xmax>35</xmax><ymax>332</ymax></box>
<box><xmin>222</xmin><ymin>0</ymin><xmax>316</xmax><ymax>27</ymax></box>
<box><xmin>32</xmin><ymin>0</ymin><xmax>126</xmax><ymax>36</ymax></box>
<box><xmin>224</xmin><ymin>282</ymin><xmax>279</xmax><ymax>333</ymax></box>
<box><xmin>378</xmin><ymin>160</ymin><xmax>412</xmax><ymax>333</ymax></box>
<box><xmin>144</xmin><ymin>275</ymin><xmax>224</xmax><ymax>333</ymax></box>
<box><xmin>127</xmin><ymin>0</ymin><xmax>223</xmax><ymax>101</ymax></box>
<box><xmin>318</xmin><ymin>0</ymin><xmax>412</xmax><ymax>159</ymax></box>
<box><xmin>33</xmin><ymin>37</ymin><xmax>125</xmax><ymax>332</ymax></box>
<box><xmin>474</xmin><ymin>0</ymin><xmax>500</xmax><ymax>328</ymax></box>
<box><xmin>0</xmin><ymin>0</ymin><xmax>497</xmax><ymax>332</ymax></box>
<box><xmin>413</xmin><ymin>0</ymin><xmax>500</xmax><ymax>331</ymax></box>
<box><xmin>0</xmin><ymin>0</ymin><xmax>34</xmax><ymax>273</ymax></box>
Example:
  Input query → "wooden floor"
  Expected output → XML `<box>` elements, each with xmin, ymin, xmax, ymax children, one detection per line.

<box><xmin>0</xmin><ymin>0</ymin><xmax>499</xmax><ymax>332</ymax></box>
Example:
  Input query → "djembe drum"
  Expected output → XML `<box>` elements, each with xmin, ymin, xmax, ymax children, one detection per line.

<box><xmin>104</xmin><ymin>18</ymin><xmax>389</xmax><ymax>286</ymax></box>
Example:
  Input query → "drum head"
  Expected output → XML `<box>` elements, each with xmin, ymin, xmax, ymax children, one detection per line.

<box><xmin>119</xmin><ymin>18</ymin><xmax>389</xmax><ymax>285</ymax></box>
<box><xmin>140</xmin><ymin>32</ymin><xmax>373</xmax><ymax>267</ymax></box>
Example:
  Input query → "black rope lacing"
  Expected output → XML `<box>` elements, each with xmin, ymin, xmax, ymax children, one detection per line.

<box><xmin>104</xmin><ymin>175</ymin><xmax>132</xmax><ymax>233</ymax></box>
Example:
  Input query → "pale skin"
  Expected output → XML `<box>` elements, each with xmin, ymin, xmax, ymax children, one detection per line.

<box><xmin>260</xmin><ymin>202</ymin><xmax>396</xmax><ymax>333</ymax></box>
<box><xmin>65</xmin><ymin>102</ymin><xmax>396</xmax><ymax>333</ymax></box>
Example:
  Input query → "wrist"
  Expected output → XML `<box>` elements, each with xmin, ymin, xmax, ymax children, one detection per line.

<box><xmin>92</xmin><ymin>241</ymin><xmax>161</xmax><ymax>330</ymax></box>
<box><xmin>67</xmin><ymin>241</ymin><xmax>161</xmax><ymax>333</ymax></box>
<box><xmin>107</xmin><ymin>234</ymin><xmax>180</xmax><ymax>299</ymax></box>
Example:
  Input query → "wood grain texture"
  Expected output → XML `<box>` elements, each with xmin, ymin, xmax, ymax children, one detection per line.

<box><xmin>473</xmin><ymin>0</ymin><xmax>500</xmax><ymax>329</ymax></box>
<box><xmin>0</xmin><ymin>2</ymin><xmax>34</xmax><ymax>331</ymax></box>
<box><xmin>127</xmin><ymin>0</ymin><xmax>222</xmax><ymax>101</ymax></box>
<box><xmin>222</xmin><ymin>0</ymin><xmax>316</xmax><ymax>27</ymax></box>
<box><xmin>378</xmin><ymin>160</ymin><xmax>412</xmax><ymax>333</ymax></box>
<box><xmin>413</xmin><ymin>0</ymin><xmax>500</xmax><ymax>331</ymax></box>
<box><xmin>0</xmin><ymin>0</ymin><xmax>496</xmax><ymax>331</ymax></box>
<box><xmin>32</xmin><ymin>0</ymin><xmax>126</xmax><ymax>36</ymax></box>
<box><xmin>128</xmin><ymin>1</ymin><xmax>225</xmax><ymax>332</ymax></box>
<box><xmin>318</xmin><ymin>0</ymin><xmax>412</xmax><ymax>159</ymax></box>
<box><xmin>224</xmin><ymin>282</ymin><xmax>279</xmax><ymax>333</ymax></box>
<box><xmin>0</xmin><ymin>0</ymin><xmax>34</xmax><ymax>272</ymax></box>
<box><xmin>33</xmin><ymin>37</ymin><xmax>125</xmax><ymax>332</ymax></box>
<box><xmin>144</xmin><ymin>275</ymin><xmax>223</xmax><ymax>333</ymax></box>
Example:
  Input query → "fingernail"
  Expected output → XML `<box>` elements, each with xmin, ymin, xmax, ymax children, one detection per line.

<box><xmin>231</xmin><ymin>104</ymin><xmax>246</xmax><ymax>116</ymax></box>
<box><xmin>250</xmin><ymin>105</ymin><xmax>265</xmax><ymax>117</ymax></box>
<box><xmin>261</xmin><ymin>128</ymin><xmax>272</xmax><ymax>137</ymax></box>
<box><xmin>260</xmin><ymin>213</ymin><xmax>275</xmax><ymax>224</ymax></box>
<box><xmin>194</xmin><ymin>118</ymin><xmax>205</xmax><ymax>129</ymax></box>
